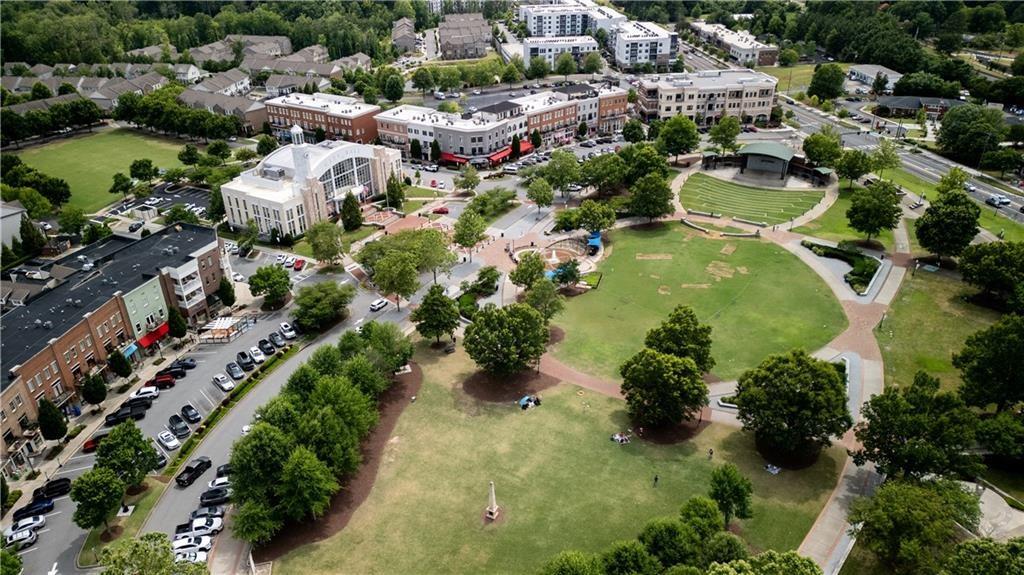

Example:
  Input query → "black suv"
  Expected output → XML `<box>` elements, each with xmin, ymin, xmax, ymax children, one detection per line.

<box><xmin>175</xmin><ymin>456</ymin><xmax>212</xmax><ymax>487</ymax></box>
<box><xmin>32</xmin><ymin>478</ymin><xmax>71</xmax><ymax>500</ymax></box>
<box><xmin>180</xmin><ymin>404</ymin><xmax>201</xmax><ymax>424</ymax></box>
<box><xmin>236</xmin><ymin>350</ymin><xmax>255</xmax><ymax>370</ymax></box>
<box><xmin>168</xmin><ymin>414</ymin><xmax>191</xmax><ymax>439</ymax></box>
<box><xmin>105</xmin><ymin>405</ymin><xmax>146</xmax><ymax>427</ymax></box>
<box><xmin>158</xmin><ymin>365</ymin><xmax>187</xmax><ymax>379</ymax></box>
<box><xmin>171</xmin><ymin>357</ymin><xmax>197</xmax><ymax>370</ymax></box>
<box><xmin>120</xmin><ymin>396</ymin><xmax>153</xmax><ymax>411</ymax></box>
<box><xmin>257</xmin><ymin>339</ymin><xmax>276</xmax><ymax>355</ymax></box>
<box><xmin>200</xmin><ymin>487</ymin><xmax>230</xmax><ymax>506</ymax></box>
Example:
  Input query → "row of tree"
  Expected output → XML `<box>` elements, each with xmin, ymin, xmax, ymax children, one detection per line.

<box><xmin>231</xmin><ymin>321</ymin><xmax>412</xmax><ymax>543</ymax></box>
<box><xmin>1</xmin><ymin>97</ymin><xmax>104</xmax><ymax>147</ymax></box>
<box><xmin>113</xmin><ymin>85</ymin><xmax>241</xmax><ymax>142</ymax></box>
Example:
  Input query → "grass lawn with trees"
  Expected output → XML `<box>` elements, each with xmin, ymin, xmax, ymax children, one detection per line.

<box><xmin>679</xmin><ymin>173</ymin><xmax>825</xmax><ymax>226</ymax></box>
<box><xmin>78</xmin><ymin>476</ymin><xmax>168</xmax><ymax>566</ymax></box>
<box><xmin>876</xmin><ymin>270</ymin><xmax>1000</xmax><ymax>392</ymax></box>
<box><xmin>793</xmin><ymin>186</ymin><xmax>895</xmax><ymax>248</ymax></box>
<box><xmin>552</xmin><ymin>225</ymin><xmax>847</xmax><ymax>381</ymax></box>
<box><xmin>15</xmin><ymin>129</ymin><xmax>188</xmax><ymax>213</ymax></box>
<box><xmin>755</xmin><ymin>63</ymin><xmax>850</xmax><ymax>93</ymax></box>
<box><xmin>273</xmin><ymin>343</ymin><xmax>844</xmax><ymax>575</ymax></box>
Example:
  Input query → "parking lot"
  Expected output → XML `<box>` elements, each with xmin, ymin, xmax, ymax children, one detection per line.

<box><xmin>108</xmin><ymin>184</ymin><xmax>212</xmax><ymax>221</ymax></box>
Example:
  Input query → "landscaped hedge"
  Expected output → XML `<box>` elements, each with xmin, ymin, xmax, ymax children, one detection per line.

<box><xmin>801</xmin><ymin>240</ymin><xmax>880</xmax><ymax>294</ymax></box>
<box><xmin>458</xmin><ymin>293</ymin><xmax>479</xmax><ymax>320</ymax></box>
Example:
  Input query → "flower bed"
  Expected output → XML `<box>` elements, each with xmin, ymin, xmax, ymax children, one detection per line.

<box><xmin>801</xmin><ymin>240</ymin><xmax>880</xmax><ymax>294</ymax></box>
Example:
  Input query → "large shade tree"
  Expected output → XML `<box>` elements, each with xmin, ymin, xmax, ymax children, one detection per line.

<box><xmin>643</xmin><ymin>305</ymin><xmax>715</xmax><ymax>374</ymax></box>
<box><xmin>464</xmin><ymin>303</ymin><xmax>548</xmax><ymax>375</ymax></box>
<box><xmin>953</xmin><ymin>314</ymin><xmax>1024</xmax><ymax>411</ymax></box>
<box><xmin>619</xmin><ymin>348</ymin><xmax>707</xmax><ymax>428</ymax></box>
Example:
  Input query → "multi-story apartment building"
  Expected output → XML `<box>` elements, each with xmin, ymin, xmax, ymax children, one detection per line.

<box><xmin>636</xmin><ymin>69</ymin><xmax>777</xmax><ymax>124</ymax></box>
<box><xmin>523</xmin><ymin>36</ymin><xmax>599</xmax><ymax>67</ymax></box>
<box><xmin>1</xmin><ymin>224</ymin><xmax>224</xmax><ymax>478</ymax></box>
<box><xmin>610</xmin><ymin>21</ymin><xmax>678</xmax><ymax>70</ymax></box>
<box><xmin>438</xmin><ymin>13</ymin><xmax>491</xmax><ymax>60</ymax></box>
<box><xmin>689</xmin><ymin>21</ymin><xmax>778</xmax><ymax>66</ymax></box>
<box><xmin>265</xmin><ymin>92</ymin><xmax>381</xmax><ymax>144</ymax></box>
<box><xmin>193</xmin><ymin>68</ymin><xmax>251</xmax><ymax>97</ymax></box>
<box><xmin>375</xmin><ymin>83</ymin><xmax>628</xmax><ymax>163</ymax></box>
<box><xmin>220</xmin><ymin>135</ymin><xmax>401</xmax><ymax>237</ymax></box>
<box><xmin>519</xmin><ymin>0</ymin><xmax>627</xmax><ymax>37</ymax></box>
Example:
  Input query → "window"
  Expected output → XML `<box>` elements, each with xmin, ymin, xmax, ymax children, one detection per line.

<box><xmin>52</xmin><ymin>381</ymin><xmax>64</xmax><ymax>397</ymax></box>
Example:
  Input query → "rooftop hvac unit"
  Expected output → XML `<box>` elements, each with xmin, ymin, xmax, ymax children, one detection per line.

<box><xmin>43</xmin><ymin>321</ymin><xmax>53</xmax><ymax>329</ymax></box>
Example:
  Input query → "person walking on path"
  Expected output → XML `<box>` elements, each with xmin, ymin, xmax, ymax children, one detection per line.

<box><xmin>653</xmin><ymin>474</ymin><xmax>659</xmax><ymax>487</ymax></box>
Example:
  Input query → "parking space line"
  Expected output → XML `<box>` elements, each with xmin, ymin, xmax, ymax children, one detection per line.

<box><xmin>53</xmin><ymin>466</ymin><xmax>92</xmax><ymax>476</ymax></box>
<box><xmin>65</xmin><ymin>453</ymin><xmax>94</xmax><ymax>462</ymax></box>
<box><xmin>50</xmin><ymin>495</ymin><xmax>70</xmax><ymax>503</ymax></box>
<box><xmin>199</xmin><ymin>389</ymin><xmax>217</xmax><ymax>410</ymax></box>
<box><xmin>16</xmin><ymin>547</ymin><xmax>38</xmax><ymax>556</ymax></box>
<box><xmin>43</xmin><ymin>511</ymin><xmax>62</xmax><ymax>518</ymax></box>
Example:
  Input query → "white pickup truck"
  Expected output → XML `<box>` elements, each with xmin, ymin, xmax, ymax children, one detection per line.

<box><xmin>173</xmin><ymin>517</ymin><xmax>223</xmax><ymax>540</ymax></box>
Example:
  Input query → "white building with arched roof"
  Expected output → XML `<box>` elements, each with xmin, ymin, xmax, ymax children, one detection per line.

<box><xmin>220</xmin><ymin>135</ymin><xmax>401</xmax><ymax>238</ymax></box>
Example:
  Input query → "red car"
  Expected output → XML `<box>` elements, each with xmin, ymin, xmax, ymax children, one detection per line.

<box><xmin>293</xmin><ymin>259</ymin><xmax>305</xmax><ymax>271</ymax></box>
<box><xmin>432</xmin><ymin>206</ymin><xmax>449</xmax><ymax>214</ymax></box>
<box><xmin>430</xmin><ymin>179</ymin><xmax>438</xmax><ymax>188</ymax></box>
<box><xmin>148</xmin><ymin>374</ymin><xmax>176</xmax><ymax>390</ymax></box>
<box><xmin>83</xmin><ymin>431</ymin><xmax>110</xmax><ymax>453</ymax></box>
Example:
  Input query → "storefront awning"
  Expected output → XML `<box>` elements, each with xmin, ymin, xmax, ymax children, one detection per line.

<box><xmin>519</xmin><ymin>140</ymin><xmax>534</xmax><ymax>154</ymax></box>
<box><xmin>489</xmin><ymin>147</ymin><xmax>512</xmax><ymax>163</ymax></box>
<box><xmin>440</xmin><ymin>152</ymin><xmax>468</xmax><ymax>164</ymax></box>
<box><xmin>138</xmin><ymin>322</ymin><xmax>169</xmax><ymax>348</ymax></box>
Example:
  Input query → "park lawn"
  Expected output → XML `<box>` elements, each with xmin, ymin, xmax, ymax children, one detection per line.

<box><xmin>403</xmin><ymin>199</ymin><xmax>429</xmax><ymax>213</ymax></box>
<box><xmin>408</xmin><ymin>186</ymin><xmax>446</xmax><ymax>198</ymax></box>
<box><xmin>886</xmin><ymin>169</ymin><xmax>932</xmax><ymax>198</ymax></box>
<box><xmin>756</xmin><ymin>63</ymin><xmax>850</xmax><ymax>93</ymax></box>
<box><xmin>679</xmin><ymin>173</ymin><xmax>825</xmax><ymax>226</ymax></box>
<box><xmin>553</xmin><ymin>225</ymin><xmax>847</xmax><ymax>382</ymax></box>
<box><xmin>78</xmin><ymin>476</ymin><xmax>169</xmax><ymax>566</ymax></box>
<box><xmin>839</xmin><ymin>541</ymin><xmax>892</xmax><ymax>575</ymax></box>
<box><xmin>793</xmin><ymin>187</ymin><xmax>895</xmax><ymax>248</ymax></box>
<box><xmin>982</xmin><ymin>466</ymin><xmax>1024</xmax><ymax>503</ymax></box>
<box><xmin>16</xmin><ymin>128</ymin><xmax>187</xmax><ymax>213</ymax></box>
<box><xmin>274</xmin><ymin>344</ymin><xmax>844</xmax><ymax>575</ymax></box>
<box><xmin>877</xmin><ymin>269</ymin><xmax>1000</xmax><ymax>392</ymax></box>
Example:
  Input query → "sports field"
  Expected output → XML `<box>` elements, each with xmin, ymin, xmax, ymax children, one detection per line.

<box><xmin>274</xmin><ymin>343</ymin><xmax>844</xmax><ymax>574</ymax></box>
<box><xmin>15</xmin><ymin>128</ymin><xmax>187</xmax><ymax>213</ymax></box>
<box><xmin>552</xmin><ymin>225</ymin><xmax>847</xmax><ymax>381</ymax></box>
<box><xmin>679</xmin><ymin>173</ymin><xmax>825</xmax><ymax>226</ymax></box>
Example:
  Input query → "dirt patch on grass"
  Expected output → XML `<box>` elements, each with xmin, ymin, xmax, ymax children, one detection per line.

<box><xmin>719</xmin><ymin>244</ymin><xmax>737</xmax><ymax>255</ymax></box>
<box><xmin>461</xmin><ymin>369</ymin><xmax>559</xmax><ymax>403</ymax></box>
<box><xmin>252</xmin><ymin>363</ymin><xmax>424</xmax><ymax>563</ymax></box>
<box><xmin>636</xmin><ymin>253</ymin><xmax>673</xmax><ymax>260</ymax></box>
<box><xmin>658</xmin><ymin>285</ymin><xmax>671</xmax><ymax>295</ymax></box>
<box><xmin>99</xmin><ymin>526</ymin><xmax>124</xmax><ymax>543</ymax></box>
<box><xmin>548</xmin><ymin>325</ymin><xmax>565</xmax><ymax>347</ymax></box>
<box><xmin>705</xmin><ymin>261</ymin><xmax>735</xmax><ymax>281</ymax></box>
<box><xmin>681</xmin><ymin>283</ymin><xmax>711</xmax><ymax>289</ymax></box>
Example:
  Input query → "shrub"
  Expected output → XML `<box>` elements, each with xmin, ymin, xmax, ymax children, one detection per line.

<box><xmin>45</xmin><ymin>444</ymin><xmax>64</xmax><ymax>460</ymax></box>
<box><xmin>458</xmin><ymin>293</ymin><xmax>479</xmax><ymax>319</ymax></box>
<box><xmin>801</xmin><ymin>240</ymin><xmax>879</xmax><ymax>293</ymax></box>
<box><xmin>116</xmin><ymin>383</ymin><xmax>130</xmax><ymax>393</ymax></box>
<box><xmin>66</xmin><ymin>424</ymin><xmax>87</xmax><ymax>440</ymax></box>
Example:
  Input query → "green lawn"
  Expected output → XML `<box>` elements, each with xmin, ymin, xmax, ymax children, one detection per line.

<box><xmin>553</xmin><ymin>225</ymin><xmax>847</xmax><ymax>382</ymax></box>
<box><xmin>403</xmin><ymin>199</ymin><xmax>429</xmax><ymax>213</ymax></box>
<box><xmin>877</xmin><ymin>269</ymin><xmax>1000</xmax><ymax>392</ymax></box>
<box><xmin>793</xmin><ymin>187</ymin><xmax>894</xmax><ymax>248</ymax></box>
<box><xmin>680</xmin><ymin>173</ymin><xmax>825</xmax><ymax>226</ymax></box>
<box><xmin>839</xmin><ymin>541</ymin><xmax>892</xmax><ymax>575</ymax></box>
<box><xmin>756</xmin><ymin>63</ymin><xmax>851</xmax><ymax>94</ymax></box>
<box><xmin>275</xmin><ymin>343</ymin><xmax>844</xmax><ymax>575</ymax></box>
<box><xmin>982</xmin><ymin>465</ymin><xmax>1024</xmax><ymax>503</ymax></box>
<box><xmin>407</xmin><ymin>186</ymin><xmax>446</xmax><ymax>198</ymax></box>
<box><xmin>15</xmin><ymin>128</ymin><xmax>188</xmax><ymax>213</ymax></box>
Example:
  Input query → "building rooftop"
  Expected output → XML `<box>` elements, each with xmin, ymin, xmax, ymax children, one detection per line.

<box><xmin>640</xmin><ymin>69</ymin><xmax>777</xmax><ymax>90</ymax></box>
<box><xmin>195</xmin><ymin>68</ymin><xmax>249</xmax><ymax>93</ymax></box>
<box><xmin>614</xmin><ymin>21</ymin><xmax>673</xmax><ymax>40</ymax></box>
<box><xmin>265</xmin><ymin>92</ymin><xmax>380</xmax><ymax>118</ymax></box>
<box><xmin>377</xmin><ymin>104</ymin><xmax>504</xmax><ymax>130</ymax></box>
<box><xmin>850</xmin><ymin>64</ymin><xmax>903</xmax><ymax>80</ymax></box>
<box><xmin>0</xmin><ymin>224</ymin><xmax>217</xmax><ymax>387</ymax></box>
<box><xmin>524</xmin><ymin>35</ymin><xmax>598</xmax><ymax>46</ymax></box>
<box><xmin>478</xmin><ymin>100</ymin><xmax>522</xmax><ymax>115</ymax></box>
<box><xmin>691</xmin><ymin>21</ymin><xmax>772</xmax><ymax>50</ymax></box>
<box><xmin>738</xmin><ymin>142</ymin><xmax>795</xmax><ymax>162</ymax></box>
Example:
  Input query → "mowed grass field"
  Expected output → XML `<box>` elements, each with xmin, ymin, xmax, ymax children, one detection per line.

<box><xmin>15</xmin><ymin>128</ymin><xmax>187</xmax><ymax>213</ymax></box>
<box><xmin>755</xmin><ymin>63</ymin><xmax>851</xmax><ymax>93</ymax></box>
<box><xmin>679</xmin><ymin>173</ymin><xmax>825</xmax><ymax>226</ymax></box>
<box><xmin>274</xmin><ymin>344</ymin><xmax>844</xmax><ymax>575</ymax></box>
<box><xmin>877</xmin><ymin>270</ymin><xmax>1000</xmax><ymax>392</ymax></box>
<box><xmin>793</xmin><ymin>186</ymin><xmax>895</xmax><ymax>248</ymax></box>
<box><xmin>552</xmin><ymin>225</ymin><xmax>847</xmax><ymax>382</ymax></box>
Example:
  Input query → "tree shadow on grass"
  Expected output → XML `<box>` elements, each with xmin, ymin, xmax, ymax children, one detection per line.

<box><xmin>461</xmin><ymin>369</ymin><xmax>559</xmax><ymax>404</ymax></box>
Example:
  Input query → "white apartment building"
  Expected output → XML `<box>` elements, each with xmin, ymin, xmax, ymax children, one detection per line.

<box><xmin>689</xmin><ymin>21</ymin><xmax>778</xmax><ymax>66</ymax></box>
<box><xmin>610</xmin><ymin>21</ymin><xmax>678</xmax><ymax>69</ymax></box>
<box><xmin>636</xmin><ymin>69</ymin><xmax>777</xmax><ymax>124</ymax></box>
<box><xmin>220</xmin><ymin>131</ymin><xmax>401</xmax><ymax>237</ymax></box>
<box><xmin>520</xmin><ymin>0</ymin><xmax>628</xmax><ymax>37</ymax></box>
<box><xmin>523</xmin><ymin>36</ymin><xmax>599</xmax><ymax>67</ymax></box>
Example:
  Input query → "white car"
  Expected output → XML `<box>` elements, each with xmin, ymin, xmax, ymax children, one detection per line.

<box><xmin>285</xmin><ymin>256</ymin><xmax>297</xmax><ymax>268</ymax></box>
<box><xmin>130</xmin><ymin>386</ymin><xmax>160</xmax><ymax>400</ymax></box>
<box><xmin>232</xmin><ymin>272</ymin><xmax>245</xmax><ymax>282</ymax></box>
<box><xmin>40</xmin><ymin>222</ymin><xmax>53</xmax><ymax>232</ymax></box>
<box><xmin>3</xmin><ymin>516</ymin><xmax>46</xmax><ymax>538</ymax></box>
<box><xmin>207</xmin><ymin>477</ymin><xmax>231</xmax><ymax>490</ymax></box>
<box><xmin>175</xmin><ymin>551</ymin><xmax>208</xmax><ymax>564</ymax></box>
<box><xmin>212</xmin><ymin>374</ymin><xmax>235</xmax><ymax>392</ymax></box>
<box><xmin>438</xmin><ymin>181</ymin><xmax>446</xmax><ymax>190</ymax></box>
<box><xmin>5</xmin><ymin>529</ymin><xmax>36</xmax><ymax>550</ymax></box>
<box><xmin>279</xmin><ymin>322</ymin><xmax>296</xmax><ymax>339</ymax></box>
<box><xmin>241</xmin><ymin>424</ymin><xmax>252</xmax><ymax>436</ymax></box>
<box><xmin>157</xmin><ymin>430</ymin><xmax>181</xmax><ymax>451</ymax></box>
<box><xmin>276</xmin><ymin>254</ymin><xmax>287</xmax><ymax>264</ymax></box>
<box><xmin>369</xmin><ymin>298</ymin><xmax>389</xmax><ymax>312</ymax></box>
<box><xmin>171</xmin><ymin>536</ymin><xmax>213</xmax><ymax>554</ymax></box>
<box><xmin>249</xmin><ymin>347</ymin><xmax>266</xmax><ymax>363</ymax></box>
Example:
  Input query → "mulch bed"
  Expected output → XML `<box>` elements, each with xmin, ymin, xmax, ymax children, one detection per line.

<box><xmin>547</xmin><ymin>325</ymin><xmax>565</xmax><ymax>347</ymax></box>
<box><xmin>252</xmin><ymin>363</ymin><xmax>424</xmax><ymax>563</ymax></box>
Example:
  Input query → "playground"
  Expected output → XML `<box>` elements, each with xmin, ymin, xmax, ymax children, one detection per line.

<box><xmin>679</xmin><ymin>173</ymin><xmax>826</xmax><ymax>226</ymax></box>
<box><xmin>271</xmin><ymin>343</ymin><xmax>845</xmax><ymax>575</ymax></box>
<box><xmin>552</xmin><ymin>224</ymin><xmax>847</xmax><ymax>382</ymax></box>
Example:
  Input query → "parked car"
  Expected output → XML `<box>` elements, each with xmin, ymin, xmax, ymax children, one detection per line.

<box><xmin>153</xmin><ymin>449</ymin><xmax>168</xmax><ymax>470</ymax></box>
<box><xmin>175</xmin><ymin>551</ymin><xmax>208</xmax><ymax>564</ymax></box>
<box><xmin>130</xmin><ymin>386</ymin><xmax>160</xmax><ymax>401</ymax></box>
<box><xmin>168</xmin><ymin>414</ymin><xmax>191</xmax><ymax>439</ymax></box>
<box><xmin>13</xmin><ymin>498</ymin><xmax>53</xmax><ymax>522</ymax></box>
<box><xmin>216</xmin><ymin>464</ymin><xmax>232</xmax><ymax>478</ymax></box>
<box><xmin>207</xmin><ymin>477</ymin><xmax>231</xmax><ymax>490</ymax></box>
<box><xmin>176</xmin><ymin>457</ymin><xmax>212</xmax><ymax>488</ymax></box>
<box><xmin>236</xmin><ymin>350</ymin><xmax>255</xmax><ymax>370</ymax></box>
<box><xmin>173</xmin><ymin>517</ymin><xmax>223</xmax><ymax>539</ymax></box>
<box><xmin>157</xmin><ymin>430</ymin><xmax>181</xmax><ymax>451</ymax></box>
<box><xmin>249</xmin><ymin>346</ymin><xmax>266</xmax><ymax>363</ymax></box>
<box><xmin>438</xmin><ymin>181</ymin><xmax>446</xmax><ymax>190</ymax></box>
<box><xmin>258</xmin><ymin>339</ymin><xmax>276</xmax><ymax>356</ymax></box>
<box><xmin>128</xmin><ymin>222</ymin><xmax>143</xmax><ymax>233</ymax></box>
<box><xmin>225</xmin><ymin>363</ymin><xmax>245</xmax><ymax>380</ymax></box>
<box><xmin>171</xmin><ymin>536</ymin><xmax>213</xmax><ymax>554</ymax></box>
<box><xmin>171</xmin><ymin>357</ymin><xmax>197</xmax><ymax>370</ymax></box>
<box><xmin>105</xmin><ymin>404</ymin><xmax>147</xmax><ymax>426</ymax></box>
<box><xmin>279</xmin><ymin>322</ymin><xmax>296</xmax><ymax>339</ymax></box>
<box><xmin>275</xmin><ymin>254</ymin><xmax>287</xmax><ymax>264</ymax></box>
<box><xmin>181</xmin><ymin>404</ymin><xmax>202</xmax><ymax>424</ymax></box>
<box><xmin>430</xmin><ymin>179</ymin><xmax>438</xmax><ymax>188</ymax></box>
<box><xmin>5</xmin><ymin>528</ymin><xmax>37</xmax><ymax>550</ymax></box>
<box><xmin>423</xmin><ymin>164</ymin><xmax>439</xmax><ymax>172</ymax></box>
<box><xmin>231</xmin><ymin>272</ymin><xmax>245</xmax><ymax>283</ymax></box>
<box><xmin>157</xmin><ymin>366</ymin><xmax>187</xmax><ymax>379</ymax></box>
<box><xmin>269</xmin><ymin>332</ymin><xmax>286</xmax><ymax>347</ymax></box>
<box><xmin>432</xmin><ymin>206</ymin><xmax>449</xmax><ymax>214</ymax></box>
<box><xmin>370</xmin><ymin>298</ymin><xmax>389</xmax><ymax>312</ymax></box>
<box><xmin>4</xmin><ymin>516</ymin><xmax>46</xmax><ymax>538</ymax></box>
<box><xmin>148</xmin><ymin>374</ymin><xmax>176</xmax><ymax>390</ymax></box>
<box><xmin>285</xmin><ymin>256</ymin><xmax>297</xmax><ymax>268</ymax></box>
<box><xmin>32</xmin><ymin>478</ymin><xmax>71</xmax><ymax>501</ymax></box>
<box><xmin>190</xmin><ymin>506</ymin><xmax>224</xmax><ymax>520</ymax></box>
<box><xmin>200</xmin><ymin>487</ymin><xmax>231</xmax><ymax>506</ymax></box>
<box><xmin>121</xmin><ymin>396</ymin><xmax>153</xmax><ymax>411</ymax></box>
<box><xmin>82</xmin><ymin>431</ymin><xmax>110</xmax><ymax>453</ymax></box>
<box><xmin>293</xmin><ymin>259</ymin><xmax>306</xmax><ymax>271</ymax></box>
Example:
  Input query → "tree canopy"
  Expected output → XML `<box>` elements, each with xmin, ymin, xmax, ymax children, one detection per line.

<box><xmin>464</xmin><ymin>303</ymin><xmax>548</xmax><ymax>375</ymax></box>
<box><xmin>620</xmin><ymin>348</ymin><xmax>707</xmax><ymax>428</ymax></box>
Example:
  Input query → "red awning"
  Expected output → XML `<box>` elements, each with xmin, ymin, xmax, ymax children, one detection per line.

<box><xmin>488</xmin><ymin>147</ymin><xmax>512</xmax><ymax>163</ymax></box>
<box><xmin>138</xmin><ymin>322</ymin><xmax>169</xmax><ymax>348</ymax></box>
<box><xmin>440</xmin><ymin>152</ymin><xmax>468</xmax><ymax>164</ymax></box>
<box><xmin>519</xmin><ymin>140</ymin><xmax>534</xmax><ymax>154</ymax></box>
